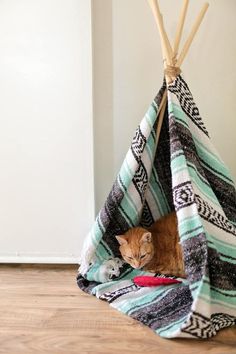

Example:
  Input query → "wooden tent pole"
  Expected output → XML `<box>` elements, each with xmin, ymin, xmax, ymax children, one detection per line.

<box><xmin>177</xmin><ymin>2</ymin><xmax>209</xmax><ymax>67</ymax></box>
<box><xmin>147</xmin><ymin>0</ymin><xmax>209</xmax><ymax>154</ymax></box>
<box><xmin>173</xmin><ymin>0</ymin><xmax>189</xmax><ymax>61</ymax></box>
<box><xmin>147</xmin><ymin>0</ymin><xmax>173</xmax><ymax>66</ymax></box>
<box><xmin>155</xmin><ymin>91</ymin><xmax>167</xmax><ymax>143</ymax></box>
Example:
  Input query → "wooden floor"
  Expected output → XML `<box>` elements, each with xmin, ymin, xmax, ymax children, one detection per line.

<box><xmin>0</xmin><ymin>265</ymin><xmax>235</xmax><ymax>354</ymax></box>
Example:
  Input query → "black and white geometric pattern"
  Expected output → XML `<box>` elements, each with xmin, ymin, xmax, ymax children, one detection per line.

<box><xmin>173</xmin><ymin>181</ymin><xmax>195</xmax><ymax>210</ymax></box>
<box><xmin>78</xmin><ymin>74</ymin><xmax>236</xmax><ymax>339</ymax></box>
<box><xmin>131</xmin><ymin>126</ymin><xmax>147</xmax><ymax>163</ymax></box>
<box><xmin>139</xmin><ymin>201</ymin><xmax>155</xmax><ymax>228</ymax></box>
<box><xmin>211</xmin><ymin>313</ymin><xmax>236</xmax><ymax>332</ymax></box>
<box><xmin>133</xmin><ymin>161</ymin><xmax>148</xmax><ymax>202</ymax></box>
<box><xmin>182</xmin><ymin>311</ymin><xmax>236</xmax><ymax>338</ymax></box>
<box><xmin>100</xmin><ymin>284</ymin><xmax>139</xmax><ymax>303</ymax></box>
<box><xmin>195</xmin><ymin>194</ymin><xmax>236</xmax><ymax>236</ymax></box>
<box><xmin>169</xmin><ymin>76</ymin><xmax>209</xmax><ymax>136</ymax></box>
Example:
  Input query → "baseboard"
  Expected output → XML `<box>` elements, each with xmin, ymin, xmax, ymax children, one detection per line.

<box><xmin>0</xmin><ymin>254</ymin><xmax>80</xmax><ymax>264</ymax></box>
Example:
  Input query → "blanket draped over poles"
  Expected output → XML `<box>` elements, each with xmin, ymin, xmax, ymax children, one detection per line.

<box><xmin>77</xmin><ymin>75</ymin><xmax>236</xmax><ymax>339</ymax></box>
<box><xmin>77</xmin><ymin>0</ymin><xmax>236</xmax><ymax>339</ymax></box>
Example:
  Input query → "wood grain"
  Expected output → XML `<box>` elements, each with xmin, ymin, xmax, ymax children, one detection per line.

<box><xmin>0</xmin><ymin>264</ymin><xmax>235</xmax><ymax>354</ymax></box>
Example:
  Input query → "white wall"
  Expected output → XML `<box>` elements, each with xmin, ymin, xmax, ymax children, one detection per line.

<box><xmin>92</xmin><ymin>0</ymin><xmax>114</xmax><ymax>214</ymax></box>
<box><xmin>0</xmin><ymin>0</ymin><xmax>94</xmax><ymax>263</ymax></box>
<box><xmin>93</xmin><ymin>0</ymin><xmax>236</xmax><ymax>212</ymax></box>
<box><xmin>0</xmin><ymin>0</ymin><xmax>235</xmax><ymax>262</ymax></box>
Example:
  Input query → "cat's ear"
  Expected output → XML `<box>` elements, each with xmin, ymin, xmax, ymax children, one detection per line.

<box><xmin>115</xmin><ymin>235</ymin><xmax>128</xmax><ymax>246</ymax></box>
<box><xmin>140</xmin><ymin>232</ymin><xmax>152</xmax><ymax>244</ymax></box>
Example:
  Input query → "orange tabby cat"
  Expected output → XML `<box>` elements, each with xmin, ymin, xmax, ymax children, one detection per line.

<box><xmin>116</xmin><ymin>212</ymin><xmax>185</xmax><ymax>278</ymax></box>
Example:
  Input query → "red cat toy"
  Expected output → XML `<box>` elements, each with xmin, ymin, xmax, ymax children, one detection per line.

<box><xmin>133</xmin><ymin>275</ymin><xmax>182</xmax><ymax>287</ymax></box>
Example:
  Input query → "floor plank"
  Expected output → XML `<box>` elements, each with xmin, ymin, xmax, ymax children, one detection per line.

<box><xmin>0</xmin><ymin>264</ymin><xmax>235</xmax><ymax>354</ymax></box>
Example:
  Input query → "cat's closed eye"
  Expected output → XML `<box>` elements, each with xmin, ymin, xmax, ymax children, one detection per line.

<box><xmin>140</xmin><ymin>254</ymin><xmax>147</xmax><ymax>259</ymax></box>
<box><xmin>124</xmin><ymin>255</ymin><xmax>133</xmax><ymax>260</ymax></box>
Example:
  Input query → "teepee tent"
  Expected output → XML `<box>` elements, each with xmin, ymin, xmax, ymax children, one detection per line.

<box><xmin>77</xmin><ymin>0</ymin><xmax>236</xmax><ymax>339</ymax></box>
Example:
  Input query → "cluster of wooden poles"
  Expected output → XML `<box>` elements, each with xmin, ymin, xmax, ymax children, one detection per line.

<box><xmin>147</xmin><ymin>0</ymin><xmax>209</xmax><ymax>143</ymax></box>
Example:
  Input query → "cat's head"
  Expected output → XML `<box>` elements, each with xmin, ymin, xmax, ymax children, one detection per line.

<box><xmin>115</xmin><ymin>227</ymin><xmax>154</xmax><ymax>269</ymax></box>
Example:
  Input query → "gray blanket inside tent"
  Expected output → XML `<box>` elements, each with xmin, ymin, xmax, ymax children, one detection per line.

<box><xmin>77</xmin><ymin>75</ymin><xmax>236</xmax><ymax>339</ymax></box>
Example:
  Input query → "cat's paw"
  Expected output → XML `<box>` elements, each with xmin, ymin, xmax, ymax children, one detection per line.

<box><xmin>145</xmin><ymin>268</ymin><xmax>157</xmax><ymax>273</ymax></box>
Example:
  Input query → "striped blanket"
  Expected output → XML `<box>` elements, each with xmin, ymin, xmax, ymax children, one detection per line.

<box><xmin>77</xmin><ymin>75</ymin><xmax>236</xmax><ymax>339</ymax></box>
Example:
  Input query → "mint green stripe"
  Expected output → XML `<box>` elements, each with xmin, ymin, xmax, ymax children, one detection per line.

<box><xmin>146</xmin><ymin>132</ymin><xmax>156</xmax><ymax>161</ymax></box>
<box><xmin>146</xmin><ymin>105</ymin><xmax>158</xmax><ymax>126</ymax></box>
<box><xmin>120</xmin><ymin>287</ymin><xmax>173</xmax><ymax>314</ymax></box>
<box><xmin>122</xmin><ymin>192</ymin><xmax>139</xmax><ymax>217</ymax></box>
<box><xmin>169</xmin><ymin>102</ymin><xmax>188</xmax><ymax>126</ymax></box>
<box><xmin>178</xmin><ymin>215</ymin><xmax>204</xmax><ymax>241</ymax></box>
<box><xmin>200</xmin><ymin>160</ymin><xmax>235</xmax><ymax>186</ymax></box>
<box><xmin>199</xmin><ymin>294</ymin><xmax>236</xmax><ymax>310</ymax></box>
<box><xmin>146</xmin><ymin>138</ymin><xmax>154</xmax><ymax>161</ymax></box>
<box><xmin>148</xmin><ymin>182</ymin><xmax>166</xmax><ymax>216</ymax></box>
<box><xmin>90</xmin><ymin>220</ymin><xmax>103</xmax><ymax>247</ymax></box>
<box><xmin>207</xmin><ymin>233</ymin><xmax>236</xmax><ymax>250</ymax></box>
<box><xmin>170</xmin><ymin>101</ymin><xmax>235</xmax><ymax>185</ymax></box>
<box><xmin>95</xmin><ymin>242</ymin><xmax>111</xmax><ymax>260</ymax></box>
<box><xmin>157</xmin><ymin>315</ymin><xmax>188</xmax><ymax>336</ymax></box>
<box><xmin>118</xmin><ymin>204</ymin><xmax>135</xmax><ymax>226</ymax></box>
<box><xmin>187</xmin><ymin>163</ymin><xmax>220</xmax><ymax>207</ymax></box>
<box><xmin>193</xmin><ymin>136</ymin><xmax>235</xmax><ymax>186</ymax></box>
<box><xmin>201</xmin><ymin>281</ymin><xmax>236</xmax><ymax>306</ymax></box>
